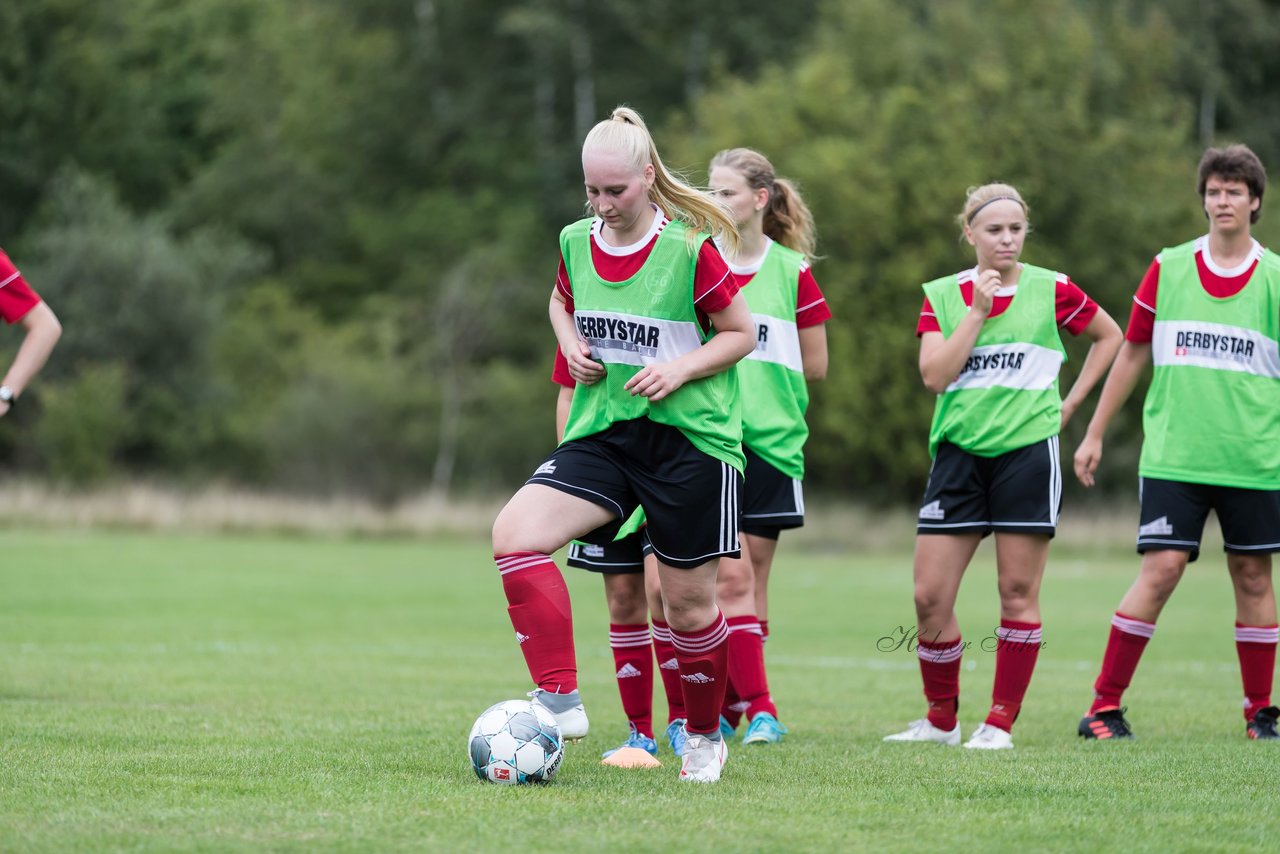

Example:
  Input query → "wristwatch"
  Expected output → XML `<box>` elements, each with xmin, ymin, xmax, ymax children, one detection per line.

<box><xmin>0</xmin><ymin>386</ymin><xmax>16</xmax><ymax>407</ymax></box>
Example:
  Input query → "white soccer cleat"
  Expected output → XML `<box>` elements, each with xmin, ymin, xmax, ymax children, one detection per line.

<box><xmin>679</xmin><ymin>734</ymin><xmax>728</xmax><ymax>783</ymax></box>
<box><xmin>528</xmin><ymin>690</ymin><xmax>589</xmax><ymax>742</ymax></box>
<box><xmin>963</xmin><ymin>723</ymin><xmax>1014</xmax><ymax>750</ymax></box>
<box><xmin>883</xmin><ymin>718</ymin><xmax>961</xmax><ymax>746</ymax></box>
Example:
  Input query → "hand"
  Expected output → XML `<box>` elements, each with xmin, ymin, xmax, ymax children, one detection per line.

<box><xmin>564</xmin><ymin>339</ymin><xmax>605</xmax><ymax>385</ymax></box>
<box><xmin>623</xmin><ymin>362</ymin><xmax>687</xmax><ymax>401</ymax></box>
<box><xmin>971</xmin><ymin>269</ymin><xmax>1002</xmax><ymax>317</ymax></box>
<box><xmin>1073</xmin><ymin>435</ymin><xmax>1102</xmax><ymax>487</ymax></box>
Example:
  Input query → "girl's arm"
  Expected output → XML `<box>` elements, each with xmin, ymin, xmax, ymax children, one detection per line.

<box><xmin>1073</xmin><ymin>340</ymin><xmax>1151</xmax><ymax>487</ymax></box>
<box><xmin>1</xmin><ymin>302</ymin><xmax>61</xmax><ymax>414</ymax></box>
<box><xmin>1059</xmin><ymin>306</ymin><xmax>1123</xmax><ymax>429</ymax></box>
<box><xmin>549</xmin><ymin>287</ymin><xmax>605</xmax><ymax>386</ymax></box>
<box><xmin>799</xmin><ymin>324</ymin><xmax>828</xmax><ymax>381</ymax></box>
<box><xmin>918</xmin><ymin>270</ymin><xmax>1000</xmax><ymax>393</ymax></box>
<box><xmin>623</xmin><ymin>292</ymin><xmax>755</xmax><ymax>402</ymax></box>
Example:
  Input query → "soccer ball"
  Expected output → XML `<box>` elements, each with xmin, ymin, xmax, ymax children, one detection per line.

<box><xmin>468</xmin><ymin>699</ymin><xmax>564</xmax><ymax>784</ymax></box>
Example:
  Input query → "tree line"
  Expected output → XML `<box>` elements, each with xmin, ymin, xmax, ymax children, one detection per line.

<box><xmin>0</xmin><ymin>0</ymin><xmax>1276</xmax><ymax>502</ymax></box>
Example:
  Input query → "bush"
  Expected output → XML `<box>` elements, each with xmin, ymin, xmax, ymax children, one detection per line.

<box><xmin>34</xmin><ymin>362</ymin><xmax>131</xmax><ymax>483</ymax></box>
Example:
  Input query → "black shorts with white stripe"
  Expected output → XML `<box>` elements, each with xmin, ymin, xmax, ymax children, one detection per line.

<box><xmin>565</xmin><ymin>517</ymin><xmax>645</xmax><ymax>574</ymax></box>
<box><xmin>1137</xmin><ymin>477</ymin><xmax>1280</xmax><ymax>563</ymax></box>
<box><xmin>916</xmin><ymin>437</ymin><xmax>1062</xmax><ymax>537</ymax></box>
<box><xmin>526</xmin><ymin>417</ymin><xmax>742</xmax><ymax>569</ymax></box>
<box><xmin>740</xmin><ymin>445</ymin><xmax>805</xmax><ymax>538</ymax></box>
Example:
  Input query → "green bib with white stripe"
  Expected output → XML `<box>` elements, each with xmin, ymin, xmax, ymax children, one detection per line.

<box><xmin>738</xmin><ymin>241</ymin><xmax>809</xmax><ymax>480</ymax></box>
<box><xmin>1140</xmin><ymin>240</ymin><xmax>1280</xmax><ymax>488</ymax></box>
<box><xmin>559</xmin><ymin>218</ymin><xmax>744</xmax><ymax>472</ymax></box>
<box><xmin>924</xmin><ymin>265</ymin><xmax>1066</xmax><ymax>458</ymax></box>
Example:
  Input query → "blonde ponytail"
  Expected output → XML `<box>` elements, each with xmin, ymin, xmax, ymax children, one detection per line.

<box><xmin>583</xmin><ymin>106</ymin><xmax>739</xmax><ymax>253</ymax></box>
<box><xmin>709</xmin><ymin>148</ymin><xmax>818</xmax><ymax>259</ymax></box>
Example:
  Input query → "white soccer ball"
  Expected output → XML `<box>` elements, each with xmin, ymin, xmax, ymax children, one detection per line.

<box><xmin>468</xmin><ymin>699</ymin><xmax>564</xmax><ymax>784</ymax></box>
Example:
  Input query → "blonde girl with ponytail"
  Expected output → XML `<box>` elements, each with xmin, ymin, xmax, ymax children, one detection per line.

<box><xmin>490</xmin><ymin>106</ymin><xmax>757</xmax><ymax>783</ymax></box>
<box><xmin>687</xmin><ymin>148</ymin><xmax>831</xmax><ymax>747</ymax></box>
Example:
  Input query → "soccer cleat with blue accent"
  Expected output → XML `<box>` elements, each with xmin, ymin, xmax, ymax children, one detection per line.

<box><xmin>883</xmin><ymin>718</ymin><xmax>961</xmax><ymax>745</ymax></box>
<box><xmin>528</xmin><ymin>688</ymin><xmax>589</xmax><ymax>742</ymax></box>
<box><xmin>1247</xmin><ymin>706</ymin><xmax>1280</xmax><ymax>740</ymax></box>
<box><xmin>665</xmin><ymin>719</ymin><xmax>689</xmax><ymax>756</ymax></box>
<box><xmin>742</xmin><ymin>711</ymin><xmax>789</xmax><ymax>745</ymax></box>
<box><xmin>1078</xmin><ymin>707</ymin><xmax>1134</xmax><ymax>740</ymax></box>
<box><xmin>719</xmin><ymin>714</ymin><xmax>738</xmax><ymax>741</ymax></box>
<box><xmin>602</xmin><ymin>723</ymin><xmax>659</xmax><ymax>758</ymax></box>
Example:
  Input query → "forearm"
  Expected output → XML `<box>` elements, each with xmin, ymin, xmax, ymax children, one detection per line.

<box><xmin>799</xmin><ymin>325</ymin><xmax>828</xmax><ymax>381</ymax></box>
<box><xmin>4</xmin><ymin>304</ymin><xmax>62</xmax><ymax>395</ymax></box>
<box><xmin>548</xmin><ymin>293</ymin><xmax>579</xmax><ymax>354</ymax></box>
<box><xmin>1082</xmin><ymin>341</ymin><xmax>1149</xmax><ymax>440</ymax></box>
<box><xmin>1060</xmin><ymin>308</ymin><xmax>1123</xmax><ymax>422</ymax></box>
<box><xmin>1062</xmin><ymin>332</ymin><xmax>1123</xmax><ymax>420</ymax></box>
<box><xmin>678</xmin><ymin>292</ymin><xmax>755</xmax><ymax>381</ymax></box>
<box><xmin>919</xmin><ymin>310</ymin><xmax>986</xmax><ymax>392</ymax></box>
<box><xmin>669</xmin><ymin>329</ymin><xmax>755</xmax><ymax>382</ymax></box>
<box><xmin>1062</xmin><ymin>348</ymin><xmax>1112</xmax><ymax>420</ymax></box>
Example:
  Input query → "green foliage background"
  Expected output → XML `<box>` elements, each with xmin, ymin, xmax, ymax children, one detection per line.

<box><xmin>0</xmin><ymin>0</ymin><xmax>1276</xmax><ymax>500</ymax></box>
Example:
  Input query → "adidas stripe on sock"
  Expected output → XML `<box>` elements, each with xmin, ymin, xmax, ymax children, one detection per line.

<box><xmin>1090</xmin><ymin>612</ymin><xmax>1154</xmax><ymax>715</ymax></box>
<box><xmin>495</xmin><ymin>552</ymin><xmax>577</xmax><ymax>693</ymax></box>
<box><xmin>610</xmin><ymin>622</ymin><xmax>654</xmax><ymax>738</ymax></box>
<box><xmin>918</xmin><ymin>636</ymin><xmax>963</xmax><ymax>731</ymax></box>
<box><xmin>1236</xmin><ymin>622</ymin><xmax>1278</xmax><ymax>722</ymax></box>
<box><xmin>670</xmin><ymin>612</ymin><xmax>729</xmax><ymax>736</ymax></box>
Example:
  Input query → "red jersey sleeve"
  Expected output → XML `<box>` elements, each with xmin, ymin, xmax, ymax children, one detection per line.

<box><xmin>0</xmin><ymin>251</ymin><xmax>40</xmax><ymax>324</ymax></box>
<box><xmin>551</xmin><ymin>348</ymin><xmax>574</xmax><ymax>388</ymax></box>
<box><xmin>692</xmin><ymin>240</ymin><xmax>737</xmax><ymax>313</ymax></box>
<box><xmin>795</xmin><ymin>265</ymin><xmax>832</xmax><ymax>328</ymax></box>
<box><xmin>1056</xmin><ymin>276</ymin><xmax>1099</xmax><ymax>336</ymax></box>
<box><xmin>916</xmin><ymin>296</ymin><xmax>941</xmax><ymax>336</ymax></box>
<box><xmin>555</xmin><ymin>258</ymin><xmax>574</xmax><ymax>314</ymax></box>
<box><xmin>1125</xmin><ymin>259</ymin><xmax>1160</xmax><ymax>343</ymax></box>
<box><xmin>917</xmin><ymin>277</ymin><xmax>1099</xmax><ymax>337</ymax></box>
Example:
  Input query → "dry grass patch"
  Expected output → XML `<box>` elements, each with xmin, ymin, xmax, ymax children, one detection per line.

<box><xmin>0</xmin><ymin>481</ymin><xmax>1164</xmax><ymax>553</ymax></box>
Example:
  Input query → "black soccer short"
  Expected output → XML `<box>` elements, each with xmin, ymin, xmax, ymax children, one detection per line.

<box><xmin>916</xmin><ymin>437</ymin><xmax>1062</xmax><ymax>537</ymax></box>
<box><xmin>526</xmin><ymin>418</ymin><xmax>742</xmax><ymax>570</ymax></box>
<box><xmin>1137</xmin><ymin>477</ymin><xmax>1280</xmax><ymax>563</ymax></box>
<box><xmin>740</xmin><ymin>446</ymin><xmax>805</xmax><ymax>539</ymax></box>
<box><xmin>565</xmin><ymin>517</ymin><xmax>645</xmax><ymax>574</ymax></box>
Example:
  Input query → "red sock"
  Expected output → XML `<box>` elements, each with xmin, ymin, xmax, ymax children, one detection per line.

<box><xmin>495</xmin><ymin>552</ymin><xmax>576</xmax><ymax>692</ymax></box>
<box><xmin>918</xmin><ymin>636</ymin><xmax>963</xmax><ymax>731</ymax></box>
<box><xmin>721</xmin><ymin>614</ymin><xmax>757</xmax><ymax>729</ymax></box>
<box><xmin>670</xmin><ymin>611</ymin><xmax>730</xmax><ymax>736</ymax></box>
<box><xmin>1235</xmin><ymin>622</ymin><xmax>1278</xmax><ymax>721</ymax></box>
<box><xmin>651</xmin><ymin>619</ymin><xmax>686</xmax><ymax>722</ymax></box>
<box><xmin>609</xmin><ymin>623</ymin><xmax>654</xmax><ymax>738</ymax></box>
<box><xmin>726</xmin><ymin>615</ymin><xmax>776</xmax><ymax>721</ymax></box>
<box><xmin>1090</xmin><ymin>612</ymin><xmax>1155</xmax><ymax>714</ymax></box>
<box><xmin>721</xmin><ymin>679</ymin><xmax>744</xmax><ymax>729</ymax></box>
<box><xmin>985</xmin><ymin>620</ymin><xmax>1042</xmax><ymax>733</ymax></box>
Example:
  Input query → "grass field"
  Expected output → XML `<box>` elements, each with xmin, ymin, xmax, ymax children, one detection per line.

<box><xmin>2</xmin><ymin>527</ymin><xmax>1277</xmax><ymax>852</ymax></box>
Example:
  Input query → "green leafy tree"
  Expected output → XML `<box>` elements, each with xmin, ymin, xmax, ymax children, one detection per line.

<box><xmin>34</xmin><ymin>362</ymin><xmax>132</xmax><ymax>484</ymax></box>
<box><xmin>0</xmin><ymin>0</ymin><xmax>246</xmax><ymax>236</ymax></box>
<box><xmin>20</xmin><ymin>168</ymin><xmax>265</xmax><ymax>472</ymax></box>
<box><xmin>674</xmin><ymin>0</ymin><xmax>1196</xmax><ymax>498</ymax></box>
